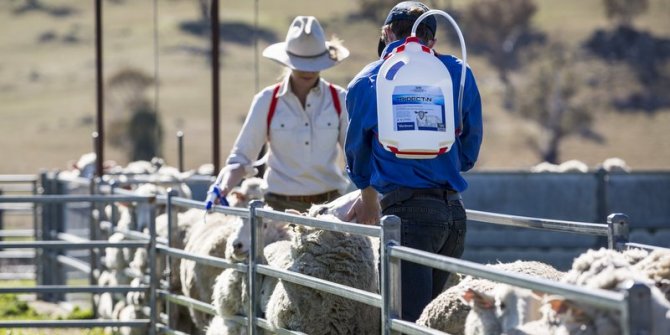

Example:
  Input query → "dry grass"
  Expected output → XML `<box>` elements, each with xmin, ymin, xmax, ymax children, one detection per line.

<box><xmin>0</xmin><ymin>0</ymin><xmax>668</xmax><ymax>175</ymax></box>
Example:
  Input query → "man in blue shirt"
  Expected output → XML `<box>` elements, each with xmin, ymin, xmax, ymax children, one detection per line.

<box><xmin>344</xmin><ymin>1</ymin><xmax>483</xmax><ymax>321</ymax></box>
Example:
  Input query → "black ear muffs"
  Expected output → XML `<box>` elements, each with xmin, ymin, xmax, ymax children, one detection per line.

<box><xmin>377</xmin><ymin>37</ymin><xmax>385</xmax><ymax>57</ymax></box>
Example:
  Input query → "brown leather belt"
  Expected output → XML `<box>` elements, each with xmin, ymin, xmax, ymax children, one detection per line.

<box><xmin>266</xmin><ymin>190</ymin><xmax>340</xmax><ymax>204</ymax></box>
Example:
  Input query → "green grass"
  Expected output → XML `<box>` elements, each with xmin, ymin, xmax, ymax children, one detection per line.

<box><xmin>0</xmin><ymin>290</ymin><xmax>99</xmax><ymax>335</ymax></box>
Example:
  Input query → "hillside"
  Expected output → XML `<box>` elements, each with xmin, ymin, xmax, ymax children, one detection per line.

<box><xmin>0</xmin><ymin>0</ymin><xmax>668</xmax><ymax>174</ymax></box>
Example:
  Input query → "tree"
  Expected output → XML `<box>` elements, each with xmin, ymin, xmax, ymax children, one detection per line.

<box><xmin>602</xmin><ymin>0</ymin><xmax>649</xmax><ymax>27</ymax></box>
<box><xmin>105</xmin><ymin>67</ymin><xmax>163</xmax><ymax>161</ymax></box>
<box><xmin>515</xmin><ymin>41</ymin><xmax>596</xmax><ymax>163</ymax></box>
<box><xmin>462</xmin><ymin>0</ymin><xmax>539</xmax><ymax>109</ymax></box>
<box><xmin>128</xmin><ymin>104</ymin><xmax>163</xmax><ymax>161</ymax></box>
<box><xmin>356</xmin><ymin>0</ymin><xmax>456</xmax><ymax>24</ymax></box>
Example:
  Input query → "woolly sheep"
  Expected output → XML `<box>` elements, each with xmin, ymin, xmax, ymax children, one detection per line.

<box><xmin>116</xmin><ymin>304</ymin><xmax>146</xmax><ymax>335</ymax></box>
<box><xmin>95</xmin><ymin>269</ymin><xmax>132</xmax><ymax>324</ymax></box>
<box><xmin>530</xmin><ymin>162</ymin><xmax>560</xmax><ymax>173</ymax></box>
<box><xmin>265</xmin><ymin>216</ymin><xmax>380</xmax><ymax>334</ymax></box>
<box><xmin>633</xmin><ymin>249</ymin><xmax>670</xmax><ymax>302</ymax></box>
<box><xmin>462</xmin><ymin>287</ymin><xmax>502</xmax><ymax>335</ymax></box>
<box><xmin>555</xmin><ymin>249</ymin><xmax>670</xmax><ymax>334</ymax></box>
<box><xmin>462</xmin><ymin>284</ymin><xmax>543</xmax><ymax>335</ymax></box>
<box><xmin>226</xmin><ymin>177</ymin><xmax>265</xmax><ymax>208</ymax></box>
<box><xmin>557</xmin><ymin>159</ymin><xmax>589</xmax><ymax>173</ymax></box>
<box><xmin>104</xmin><ymin>232</ymin><xmax>132</xmax><ymax>271</ymax></box>
<box><xmin>225</xmin><ymin>215</ymin><xmax>291</xmax><ymax>262</ymax></box>
<box><xmin>417</xmin><ymin>260</ymin><xmax>565</xmax><ymax>335</ymax></box>
<box><xmin>601</xmin><ymin>157</ymin><xmax>631</xmax><ymax>173</ymax></box>
<box><xmin>554</xmin><ymin>267</ymin><xmax>670</xmax><ymax>335</ymax></box>
<box><xmin>180</xmin><ymin>212</ymin><xmax>242</xmax><ymax>329</ymax></box>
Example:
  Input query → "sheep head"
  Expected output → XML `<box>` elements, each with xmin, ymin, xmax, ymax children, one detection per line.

<box><xmin>227</xmin><ymin>177</ymin><xmax>265</xmax><ymax>208</ymax></box>
<box><xmin>225</xmin><ymin>208</ymin><xmax>290</xmax><ymax>262</ymax></box>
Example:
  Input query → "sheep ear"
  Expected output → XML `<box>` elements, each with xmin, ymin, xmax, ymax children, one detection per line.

<box><xmin>229</xmin><ymin>188</ymin><xmax>247</xmax><ymax>202</ymax></box>
<box><xmin>548</xmin><ymin>297</ymin><xmax>569</xmax><ymax>314</ymax></box>
<box><xmin>462</xmin><ymin>288</ymin><xmax>494</xmax><ymax>309</ymax></box>
<box><xmin>531</xmin><ymin>290</ymin><xmax>545</xmax><ymax>300</ymax></box>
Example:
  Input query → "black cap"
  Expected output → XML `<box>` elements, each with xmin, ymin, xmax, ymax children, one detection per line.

<box><xmin>384</xmin><ymin>1</ymin><xmax>436</xmax><ymax>35</ymax></box>
<box><xmin>378</xmin><ymin>1</ymin><xmax>436</xmax><ymax>57</ymax></box>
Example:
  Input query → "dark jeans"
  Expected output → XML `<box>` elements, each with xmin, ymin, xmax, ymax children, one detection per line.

<box><xmin>381</xmin><ymin>188</ymin><xmax>467</xmax><ymax>322</ymax></box>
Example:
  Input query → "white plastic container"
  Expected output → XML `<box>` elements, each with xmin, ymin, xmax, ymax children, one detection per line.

<box><xmin>376</xmin><ymin>37</ymin><xmax>455</xmax><ymax>159</ymax></box>
<box><xmin>376</xmin><ymin>9</ymin><xmax>468</xmax><ymax>159</ymax></box>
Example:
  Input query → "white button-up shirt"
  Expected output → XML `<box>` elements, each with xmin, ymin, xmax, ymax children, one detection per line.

<box><xmin>226</xmin><ymin>76</ymin><xmax>350</xmax><ymax>196</ymax></box>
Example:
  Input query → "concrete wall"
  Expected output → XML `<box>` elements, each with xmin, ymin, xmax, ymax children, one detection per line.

<box><xmin>461</xmin><ymin>171</ymin><xmax>670</xmax><ymax>270</ymax></box>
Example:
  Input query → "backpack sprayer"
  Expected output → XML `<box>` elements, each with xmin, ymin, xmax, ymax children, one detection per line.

<box><xmin>376</xmin><ymin>9</ymin><xmax>468</xmax><ymax>159</ymax></box>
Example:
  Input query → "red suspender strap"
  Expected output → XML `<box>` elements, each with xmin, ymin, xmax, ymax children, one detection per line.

<box><xmin>328</xmin><ymin>83</ymin><xmax>342</xmax><ymax>117</ymax></box>
<box><xmin>267</xmin><ymin>83</ymin><xmax>341</xmax><ymax>136</ymax></box>
<box><xmin>266</xmin><ymin>83</ymin><xmax>282</xmax><ymax>136</ymax></box>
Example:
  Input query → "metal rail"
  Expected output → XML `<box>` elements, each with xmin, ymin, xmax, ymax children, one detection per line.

<box><xmin>390</xmin><ymin>245</ymin><xmax>625</xmax><ymax>311</ymax></box>
<box><xmin>0</xmin><ymin>240</ymin><xmax>147</xmax><ymax>249</ymax></box>
<box><xmin>467</xmin><ymin>209</ymin><xmax>609</xmax><ymax>236</ymax></box>
<box><xmin>0</xmin><ymin>285</ymin><xmax>148</xmax><ymax>294</ymax></box>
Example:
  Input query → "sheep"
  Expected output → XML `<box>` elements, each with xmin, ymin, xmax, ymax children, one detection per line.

<box><xmin>264</xmin><ymin>216</ymin><xmax>380</xmax><ymax>335</ymax></box>
<box><xmin>462</xmin><ymin>287</ymin><xmax>501</xmax><ymax>335</ymax></box>
<box><xmin>462</xmin><ymin>284</ymin><xmax>543</xmax><ymax>335</ymax></box>
<box><xmin>225</xmin><ymin>215</ymin><xmax>291</xmax><ymax>262</ymax></box>
<box><xmin>553</xmin><ymin>267</ymin><xmax>670</xmax><ymax>335</ymax></box>
<box><xmin>632</xmin><ymin>249</ymin><xmax>670</xmax><ymax>302</ymax></box>
<box><xmin>116</xmin><ymin>304</ymin><xmax>146</xmax><ymax>335</ymax></box>
<box><xmin>557</xmin><ymin>159</ymin><xmax>589</xmax><ymax>173</ymax></box>
<box><xmin>600</xmin><ymin>157</ymin><xmax>631</xmax><ymax>173</ymax></box>
<box><xmin>95</xmin><ymin>269</ymin><xmax>132</xmax><ymax>322</ymax></box>
<box><xmin>180</xmin><ymin>212</ymin><xmax>243</xmax><ymax>329</ymax></box>
<box><xmin>416</xmin><ymin>260</ymin><xmax>565</xmax><ymax>335</ymax></box>
<box><xmin>530</xmin><ymin>162</ymin><xmax>560</xmax><ymax>173</ymax></box>
<box><xmin>226</xmin><ymin>177</ymin><xmax>265</xmax><ymax>208</ymax></box>
<box><xmin>104</xmin><ymin>232</ymin><xmax>132</xmax><ymax>271</ymax></box>
<box><xmin>562</xmin><ymin>248</ymin><xmax>649</xmax><ymax>287</ymax></box>
<box><xmin>213</xmin><ymin>240</ymin><xmax>292</xmax><ymax>319</ymax></box>
<box><xmin>547</xmin><ymin>248</ymin><xmax>670</xmax><ymax>334</ymax></box>
<box><xmin>205</xmin><ymin>316</ymin><xmax>228</xmax><ymax>335</ymax></box>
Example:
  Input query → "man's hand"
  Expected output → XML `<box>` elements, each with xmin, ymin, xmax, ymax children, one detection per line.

<box><xmin>344</xmin><ymin>187</ymin><xmax>380</xmax><ymax>225</ymax></box>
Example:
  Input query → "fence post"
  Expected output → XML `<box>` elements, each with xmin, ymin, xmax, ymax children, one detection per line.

<box><xmin>147</xmin><ymin>197</ymin><xmax>158</xmax><ymax>335</ymax></box>
<box><xmin>381</xmin><ymin>215</ymin><xmax>402</xmax><ymax>335</ymax></box>
<box><xmin>165</xmin><ymin>188</ymin><xmax>177</xmax><ymax>331</ymax></box>
<box><xmin>621</xmin><ymin>281</ymin><xmax>652</xmax><ymax>335</ymax></box>
<box><xmin>89</xmin><ymin>176</ymin><xmax>100</xmax><ymax>314</ymax></box>
<box><xmin>0</xmin><ymin>189</ymin><xmax>4</xmax><ymax>251</ymax></box>
<box><xmin>52</xmin><ymin>175</ymin><xmax>66</xmax><ymax>301</ymax></box>
<box><xmin>37</xmin><ymin>171</ymin><xmax>51</xmax><ymax>301</ymax></box>
<box><xmin>177</xmin><ymin>131</ymin><xmax>184</xmax><ymax>173</ymax></box>
<box><xmin>607</xmin><ymin>213</ymin><xmax>629</xmax><ymax>251</ymax></box>
<box><xmin>248</xmin><ymin>200</ymin><xmax>265</xmax><ymax>335</ymax></box>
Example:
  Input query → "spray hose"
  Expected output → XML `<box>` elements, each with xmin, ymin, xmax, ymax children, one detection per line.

<box><xmin>411</xmin><ymin>9</ymin><xmax>467</xmax><ymax>135</ymax></box>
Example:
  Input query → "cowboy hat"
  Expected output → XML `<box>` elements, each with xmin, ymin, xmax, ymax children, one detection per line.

<box><xmin>263</xmin><ymin>16</ymin><xmax>349</xmax><ymax>72</ymax></box>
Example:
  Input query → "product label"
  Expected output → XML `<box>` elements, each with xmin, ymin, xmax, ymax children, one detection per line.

<box><xmin>392</xmin><ymin>85</ymin><xmax>446</xmax><ymax>132</ymax></box>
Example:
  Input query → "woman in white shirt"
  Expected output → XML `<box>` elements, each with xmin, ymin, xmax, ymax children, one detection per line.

<box><xmin>213</xmin><ymin>16</ymin><xmax>350</xmax><ymax>212</ymax></box>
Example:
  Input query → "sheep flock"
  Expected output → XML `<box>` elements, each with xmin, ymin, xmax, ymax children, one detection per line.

<box><xmin>59</xmin><ymin>153</ymin><xmax>668</xmax><ymax>335</ymax></box>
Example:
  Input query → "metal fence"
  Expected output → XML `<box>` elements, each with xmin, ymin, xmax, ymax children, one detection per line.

<box><xmin>0</xmin><ymin>174</ymin><xmax>666</xmax><ymax>334</ymax></box>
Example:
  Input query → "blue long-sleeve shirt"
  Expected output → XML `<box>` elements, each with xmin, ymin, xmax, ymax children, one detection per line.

<box><xmin>345</xmin><ymin>38</ymin><xmax>483</xmax><ymax>194</ymax></box>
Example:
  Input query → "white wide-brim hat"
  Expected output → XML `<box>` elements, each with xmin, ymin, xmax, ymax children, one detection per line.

<box><xmin>263</xmin><ymin>16</ymin><xmax>349</xmax><ymax>72</ymax></box>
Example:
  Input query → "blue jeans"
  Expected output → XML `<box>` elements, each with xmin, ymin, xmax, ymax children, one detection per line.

<box><xmin>381</xmin><ymin>188</ymin><xmax>467</xmax><ymax>322</ymax></box>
